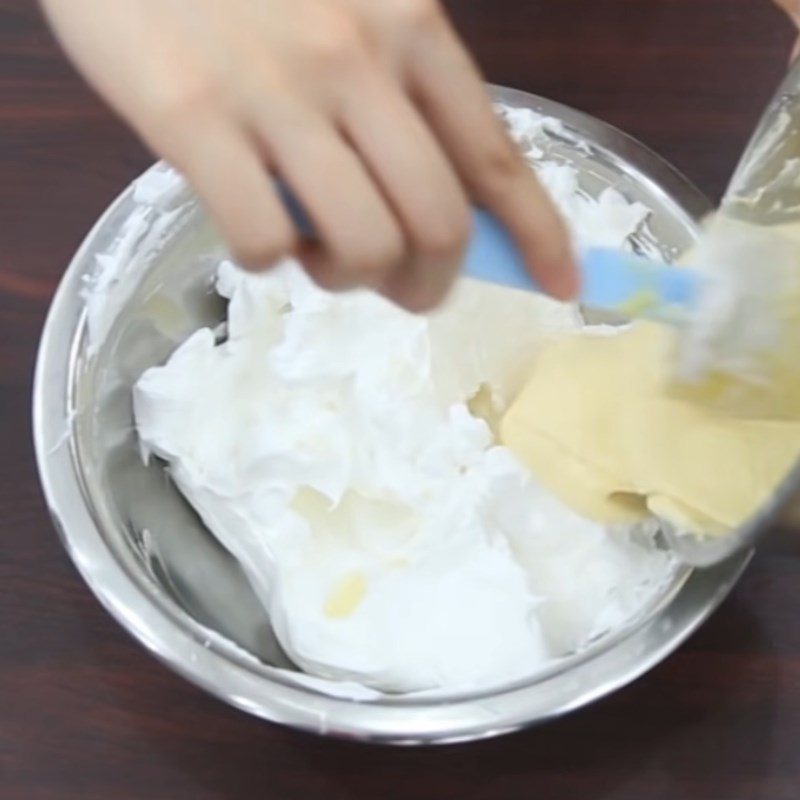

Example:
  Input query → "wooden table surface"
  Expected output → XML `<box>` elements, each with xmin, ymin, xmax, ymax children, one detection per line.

<box><xmin>3</xmin><ymin>1</ymin><xmax>800</xmax><ymax>798</ymax></box>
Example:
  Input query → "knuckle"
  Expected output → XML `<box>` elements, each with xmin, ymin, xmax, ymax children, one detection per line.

<box><xmin>302</xmin><ymin>258</ymin><xmax>347</xmax><ymax>291</ymax></box>
<box><xmin>149</xmin><ymin>80</ymin><xmax>224</xmax><ymax>132</ymax></box>
<box><xmin>232</xmin><ymin>227</ymin><xmax>295</xmax><ymax>271</ymax></box>
<box><xmin>304</xmin><ymin>15</ymin><xmax>367</xmax><ymax>73</ymax></box>
<box><xmin>415</xmin><ymin>209</ymin><xmax>470</xmax><ymax>262</ymax></box>
<box><xmin>311</xmin><ymin>268</ymin><xmax>347</xmax><ymax>292</ymax></box>
<box><xmin>384</xmin><ymin>0</ymin><xmax>443</xmax><ymax>29</ymax></box>
<box><xmin>476</xmin><ymin>138</ymin><xmax>525</xmax><ymax>195</ymax></box>
<box><xmin>387</xmin><ymin>273</ymin><xmax>445</xmax><ymax>314</ymax></box>
<box><xmin>345</xmin><ymin>233</ymin><xmax>405</xmax><ymax>281</ymax></box>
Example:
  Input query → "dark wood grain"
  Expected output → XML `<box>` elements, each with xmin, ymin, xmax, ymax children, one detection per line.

<box><xmin>2</xmin><ymin>1</ymin><xmax>800</xmax><ymax>798</ymax></box>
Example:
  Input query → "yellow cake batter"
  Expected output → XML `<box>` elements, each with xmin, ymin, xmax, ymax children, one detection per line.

<box><xmin>500</xmin><ymin>321</ymin><xmax>800</xmax><ymax>537</ymax></box>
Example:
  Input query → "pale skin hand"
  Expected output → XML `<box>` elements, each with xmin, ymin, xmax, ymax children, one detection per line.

<box><xmin>40</xmin><ymin>0</ymin><xmax>578</xmax><ymax>311</ymax></box>
<box><xmin>775</xmin><ymin>0</ymin><xmax>800</xmax><ymax>60</ymax></box>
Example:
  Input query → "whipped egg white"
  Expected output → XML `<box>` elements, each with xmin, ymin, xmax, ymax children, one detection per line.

<box><xmin>134</xmin><ymin>261</ymin><xmax>674</xmax><ymax>693</ymax></box>
<box><xmin>124</xmin><ymin>104</ymin><xmax>676</xmax><ymax>694</ymax></box>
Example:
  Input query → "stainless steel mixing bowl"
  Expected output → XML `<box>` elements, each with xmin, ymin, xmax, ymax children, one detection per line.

<box><xmin>33</xmin><ymin>86</ymin><xmax>753</xmax><ymax>744</ymax></box>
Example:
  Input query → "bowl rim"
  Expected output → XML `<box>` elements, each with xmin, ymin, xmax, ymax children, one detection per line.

<box><xmin>33</xmin><ymin>85</ymin><xmax>754</xmax><ymax>745</ymax></box>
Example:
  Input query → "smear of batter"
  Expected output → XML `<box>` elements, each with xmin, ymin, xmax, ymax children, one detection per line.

<box><xmin>501</xmin><ymin>320</ymin><xmax>800</xmax><ymax>537</ymax></box>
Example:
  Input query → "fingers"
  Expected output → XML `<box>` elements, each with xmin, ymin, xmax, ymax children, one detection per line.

<box><xmin>43</xmin><ymin>0</ymin><xmax>579</xmax><ymax>312</ymax></box>
<box><xmin>775</xmin><ymin>0</ymin><xmax>800</xmax><ymax>21</ymax></box>
<box><xmin>151</xmin><ymin>113</ymin><xmax>297</xmax><ymax>270</ymax></box>
<box><xmin>336</xmin><ymin>75</ymin><xmax>471</xmax><ymax>310</ymax></box>
<box><xmin>406</xmin><ymin>20</ymin><xmax>579</xmax><ymax>301</ymax></box>
<box><xmin>773</xmin><ymin>0</ymin><xmax>800</xmax><ymax>62</ymax></box>
<box><xmin>252</xmin><ymin>104</ymin><xmax>406</xmax><ymax>292</ymax></box>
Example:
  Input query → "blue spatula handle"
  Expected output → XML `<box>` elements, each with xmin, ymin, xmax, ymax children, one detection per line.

<box><xmin>463</xmin><ymin>209</ymin><xmax>701</xmax><ymax>315</ymax></box>
<box><xmin>275</xmin><ymin>182</ymin><xmax>702</xmax><ymax>319</ymax></box>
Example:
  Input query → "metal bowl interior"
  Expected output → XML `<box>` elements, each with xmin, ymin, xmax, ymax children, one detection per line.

<box><xmin>34</xmin><ymin>87</ymin><xmax>752</xmax><ymax>744</ymax></box>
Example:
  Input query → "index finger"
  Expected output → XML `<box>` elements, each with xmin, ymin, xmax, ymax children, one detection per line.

<box><xmin>405</xmin><ymin>19</ymin><xmax>579</xmax><ymax>301</ymax></box>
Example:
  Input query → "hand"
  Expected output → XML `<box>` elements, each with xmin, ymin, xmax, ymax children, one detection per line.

<box><xmin>775</xmin><ymin>0</ymin><xmax>800</xmax><ymax>62</ymax></box>
<box><xmin>40</xmin><ymin>0</ymin><xmax>577</xmax><ymax>311</ymax></box>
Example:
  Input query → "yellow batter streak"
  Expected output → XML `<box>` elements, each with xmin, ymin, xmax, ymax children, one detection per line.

<box><xmin>500</xmin><ymin>321</ymin><xmax>800</xmax><ymax>537</ymax></box>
